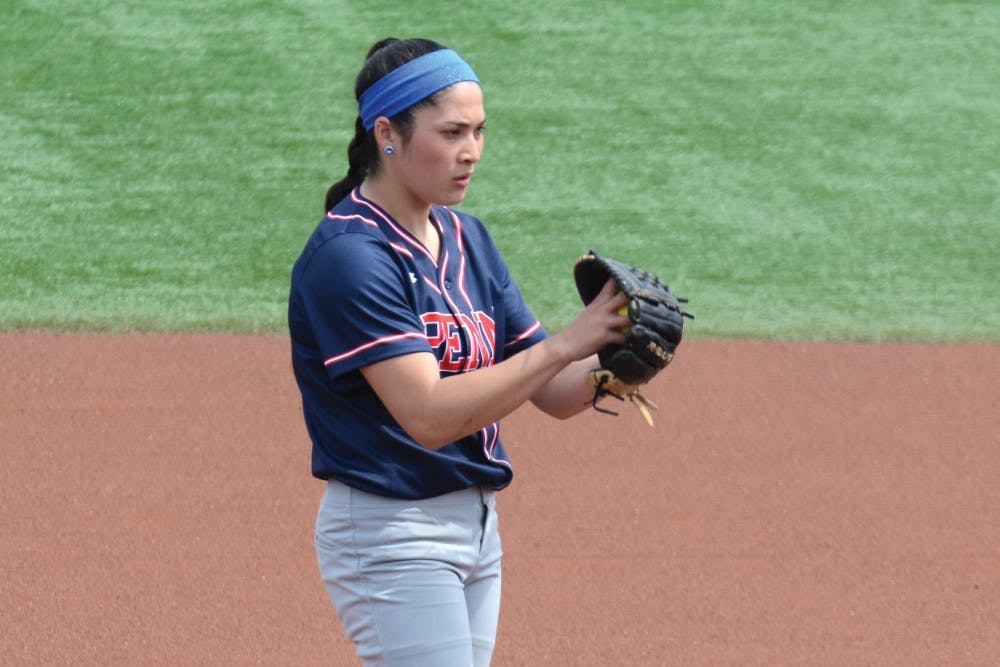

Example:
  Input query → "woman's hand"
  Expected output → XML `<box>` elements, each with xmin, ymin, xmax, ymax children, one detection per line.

<box><xmin>547</xmin><ymin>278</ymin><xmax>631</xmax><ymax>364</ymax></box>
<box><xmin>528</xmin><ymin>279</ymin><xmax>632</xmax><ymax>419</ymax></box>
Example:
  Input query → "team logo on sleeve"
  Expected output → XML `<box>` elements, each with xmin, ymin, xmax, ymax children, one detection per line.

<box><xmin>421</xmin><ymin>311</ymin><xmax>496</xmax><ymax>372</ymax></box>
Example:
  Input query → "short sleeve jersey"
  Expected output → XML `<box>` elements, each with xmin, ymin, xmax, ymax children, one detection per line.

<box><xmin>288</xmin><ymin>188</ymin><xmax>548</xmax><ymax>499</ymax></box>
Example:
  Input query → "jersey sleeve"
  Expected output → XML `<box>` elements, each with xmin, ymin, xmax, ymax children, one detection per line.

<box><xmin>497</xmin><ymin>252</ymin><xmax>548</xmax><ymax>357</ymax></box>
<box><xmin>296</xmin><ymin>233</ymin><xmax>431</xmax><ymax>379</ymax></box>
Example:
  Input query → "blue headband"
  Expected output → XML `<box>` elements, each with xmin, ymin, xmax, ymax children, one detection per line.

<box><xmin>359</xmin><ymin>49</ymin><xmax>480</xmax><ymax>131</ymax></box>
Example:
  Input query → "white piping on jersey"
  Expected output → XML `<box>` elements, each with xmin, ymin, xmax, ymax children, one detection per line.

<box><xmin>436</xmin><ymin>248</ymin><xmax>493</xmax><ymax>372</ymax></box>
<box><xmin>350</xmin><ymin>189</ymin><xmax>437</xmax><ymax>264</ymax></box>
<box><xmin>326</xmin><ymin>212</ymin><xmax>379</xmax><ymax>228</ymax></box>
<box><xmin>323</xmin><ymin>331</ymin><xmax>427</xmax><ymax>367</ymax></box>
<box><xmin>438</xmin><ymin>209</ymin><xmax>499</xmax><ymax>370</ymax></box>
<box><xmin>389</xmin><ymin>242</ymin><xmax>414</xmax><ymax>258</ymax></box>
<box><xmin>480</xmin><ymin>422</ymin><xmax>511</xmax><ymax>471</ymax></box>
<box><xmin>505</xmin><ymin>320</ymin><xmax>542</xmax><ymax>348</ymax></box>
<box><xmin>446</xmin><ymin>209</ymin><xmax>478</xmax><ymax>313</ymax></box>
<box><xmin>434</xmin><ymin>249</ymin><xmax>471</xmax><ymax>369</ymax></box>
<box><xmin>422</xmin><ymin>276</ymin><xmax>442</xmax><ymax>294</ymax></box>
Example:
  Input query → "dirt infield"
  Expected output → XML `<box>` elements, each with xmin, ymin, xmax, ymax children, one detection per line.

<box><xmin>2</xmin><ymin>334</ymin><xmax>997</xmax><ymax>665</ymax></box>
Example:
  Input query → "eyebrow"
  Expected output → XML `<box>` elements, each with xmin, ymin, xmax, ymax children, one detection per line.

<box><xmin>441</xmin><ymin>118</ymin><xmax>487</xmax><ymax>128</ymax></box>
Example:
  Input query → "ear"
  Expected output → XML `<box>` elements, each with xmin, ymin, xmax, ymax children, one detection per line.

<box><xmin>372</xmin><ymin>117</ymin><xmax>400</xmax><ymax>153</ymax></box>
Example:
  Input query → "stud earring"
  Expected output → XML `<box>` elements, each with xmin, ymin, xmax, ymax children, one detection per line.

<box><xmin>384</xmin><ymin>145</ymin><xmax>395</xmax><ymax>155</ymax></box>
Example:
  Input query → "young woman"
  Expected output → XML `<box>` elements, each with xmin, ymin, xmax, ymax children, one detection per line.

<box><xmin>288</xmin><ymin>38</ymin><xmax>630</xmax><ymax>666</ymax></box>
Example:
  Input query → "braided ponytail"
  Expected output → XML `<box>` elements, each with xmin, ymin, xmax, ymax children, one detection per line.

<box><xmin>324</xmin><ymin>116</ymin><xmax>373</xmax><ymax>212</ymax></box>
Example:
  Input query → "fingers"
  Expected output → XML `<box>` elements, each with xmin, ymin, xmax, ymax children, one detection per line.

<box><xmin>605</xmin><ymin>328</ymin><xmax>627</xmax><ymax>347</ymax></box>
<box><xmin>595</xmin><ymin>279</ymin><xmax>630</xmax><ymax>311</ymax></box>
<box><xmin>559</xmin><ymin>280</ymin><xmax>631</xmax><ymax>361</ymax></box>
<box><xmin>595</xmin><ymin>278</ymin><xmax>622</xmax><ymax>300</ymax></box>
<box><xmin>593</xmin><ymin>279</ymin><xmax>630</xmax><ymax>329</ymax></box>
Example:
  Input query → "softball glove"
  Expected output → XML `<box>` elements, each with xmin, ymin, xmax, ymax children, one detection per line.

<box><xmin>574</xmin><ymin>251</ymin><xmax>692</xmax><ymax>425</ymax></box>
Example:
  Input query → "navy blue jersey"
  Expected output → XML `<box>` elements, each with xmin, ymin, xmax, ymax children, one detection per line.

<box><xmin>289</xmin><ymin>188</ymin><xmax>548</xmax><ymax>499</ymax></box>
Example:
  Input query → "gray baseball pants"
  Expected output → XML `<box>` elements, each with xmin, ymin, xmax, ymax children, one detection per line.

<box><xmin>315</xmin><ymin>480</ymin><xmax>502</xmax><ymax>666</ymax></box>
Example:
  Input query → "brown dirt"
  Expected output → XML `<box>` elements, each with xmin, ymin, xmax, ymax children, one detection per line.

<box><xmin>2</xmin><ymin>334</ymin><xmax>997</xmax><ymax>665</ymax></box>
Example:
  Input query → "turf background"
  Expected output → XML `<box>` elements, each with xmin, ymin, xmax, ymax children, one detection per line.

<box><xmin>2</xmin><ymin>1</ymin><xmax>997</xmax><ymax>340</ymax></box>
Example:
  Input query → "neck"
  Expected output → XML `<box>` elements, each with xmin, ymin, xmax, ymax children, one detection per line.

<box><xmin>361</xmin><ymin>178</ymin><xmax>430</xmax><ymax>232</ymax></box>
<box><xmin>360</xmin><ymin>178</ymin><xmax>440</xmax><ymax>259</ymax></box>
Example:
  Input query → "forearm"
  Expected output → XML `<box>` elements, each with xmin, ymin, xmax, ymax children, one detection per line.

<box><xmin>424</xmin><ymin>338</ymin><xmax>575</xmax><ymax>445</ymax></box>
<box><xmin>363</xmin><ymin>336</ymin><xmax>577</xmax><ymax>450</ymax></box>
<box><xmin>530</xmin><ymin>355</ymin><xmax>601</xmax><ymax>419</ymax></box>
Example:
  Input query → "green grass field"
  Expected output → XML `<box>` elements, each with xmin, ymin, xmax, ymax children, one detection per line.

<box><xmin>2</xmin><ymin>1</ymin><xmax>997</xmax><ymax>340</ymax></box>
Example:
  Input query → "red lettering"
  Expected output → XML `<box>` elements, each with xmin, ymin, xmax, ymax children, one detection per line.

<box><xmin>422</xmin><ymin>314</ymin><xmax>448</xmax><ymax>349</ymax></box>
<box><xmin>421</xmin><ymin>310</ymin><xmax>498</xmax><ymax>373</ymax></box>
<box><xmin>440</xmin><ymin>321</ymin><xmax>464</xmax><ymax>372</ymax></box>
<box><xmin>474</xmin><ymin>312</ymin><xmax>497</xmax><ymax>365</ymax></box>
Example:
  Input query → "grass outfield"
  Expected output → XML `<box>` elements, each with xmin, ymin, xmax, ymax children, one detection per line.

<box><xmin>2</xmin><ymin>1</ymin><xmax>997</xmax><ymax>340</ymax></box>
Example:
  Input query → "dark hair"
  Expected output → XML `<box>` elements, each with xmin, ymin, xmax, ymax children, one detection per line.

<box><xmin>324</xmin><ymin>38</ymin><xmax>448</xmax><ymax>212</ymax></box>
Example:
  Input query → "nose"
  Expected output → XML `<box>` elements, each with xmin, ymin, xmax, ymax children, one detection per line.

<box><xmin>461</xmin><ymin>135</ymin><xmax>482</xmax><ymax>164</ymax></box>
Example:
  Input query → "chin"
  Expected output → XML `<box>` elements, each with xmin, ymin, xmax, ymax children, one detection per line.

<box><xmin>438</xmin><ymin>192</ymin><xmax>466</xmax><ymax>207</ymax></box>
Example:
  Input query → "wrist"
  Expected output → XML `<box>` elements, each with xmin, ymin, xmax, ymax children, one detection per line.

<box><xmin>544</xmin><ymin>330</ymin><xmax>580</xmax><ymax>367</ymax></box>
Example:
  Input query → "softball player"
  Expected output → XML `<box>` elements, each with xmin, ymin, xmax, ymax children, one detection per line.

<box><xmin>288</xmin><ymin>38</ymin><xmax>630</xmax><ymax>666</ymax></box>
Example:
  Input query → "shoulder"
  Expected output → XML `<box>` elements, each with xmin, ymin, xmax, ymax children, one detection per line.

<box><xmin>292</xmin><ymin>216</ymin><xmax>398</xmax><ymax>287</ymax></box>
<box><xmin>296</xmin><ymin>191</ymin><xmax>395</xmax><ymax>268</ymax></box>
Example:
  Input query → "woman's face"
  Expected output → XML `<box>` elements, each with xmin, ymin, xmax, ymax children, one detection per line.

<box><xmin>396</xmin><ymin>81</ymin><xmax>486</xmax><ymax>208</ymax></box>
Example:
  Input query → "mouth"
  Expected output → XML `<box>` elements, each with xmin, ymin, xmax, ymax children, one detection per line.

<box><xmin>454</xmin><ymin>173</ymin><xmax>473</xmax><ymax>188</ymax></box>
